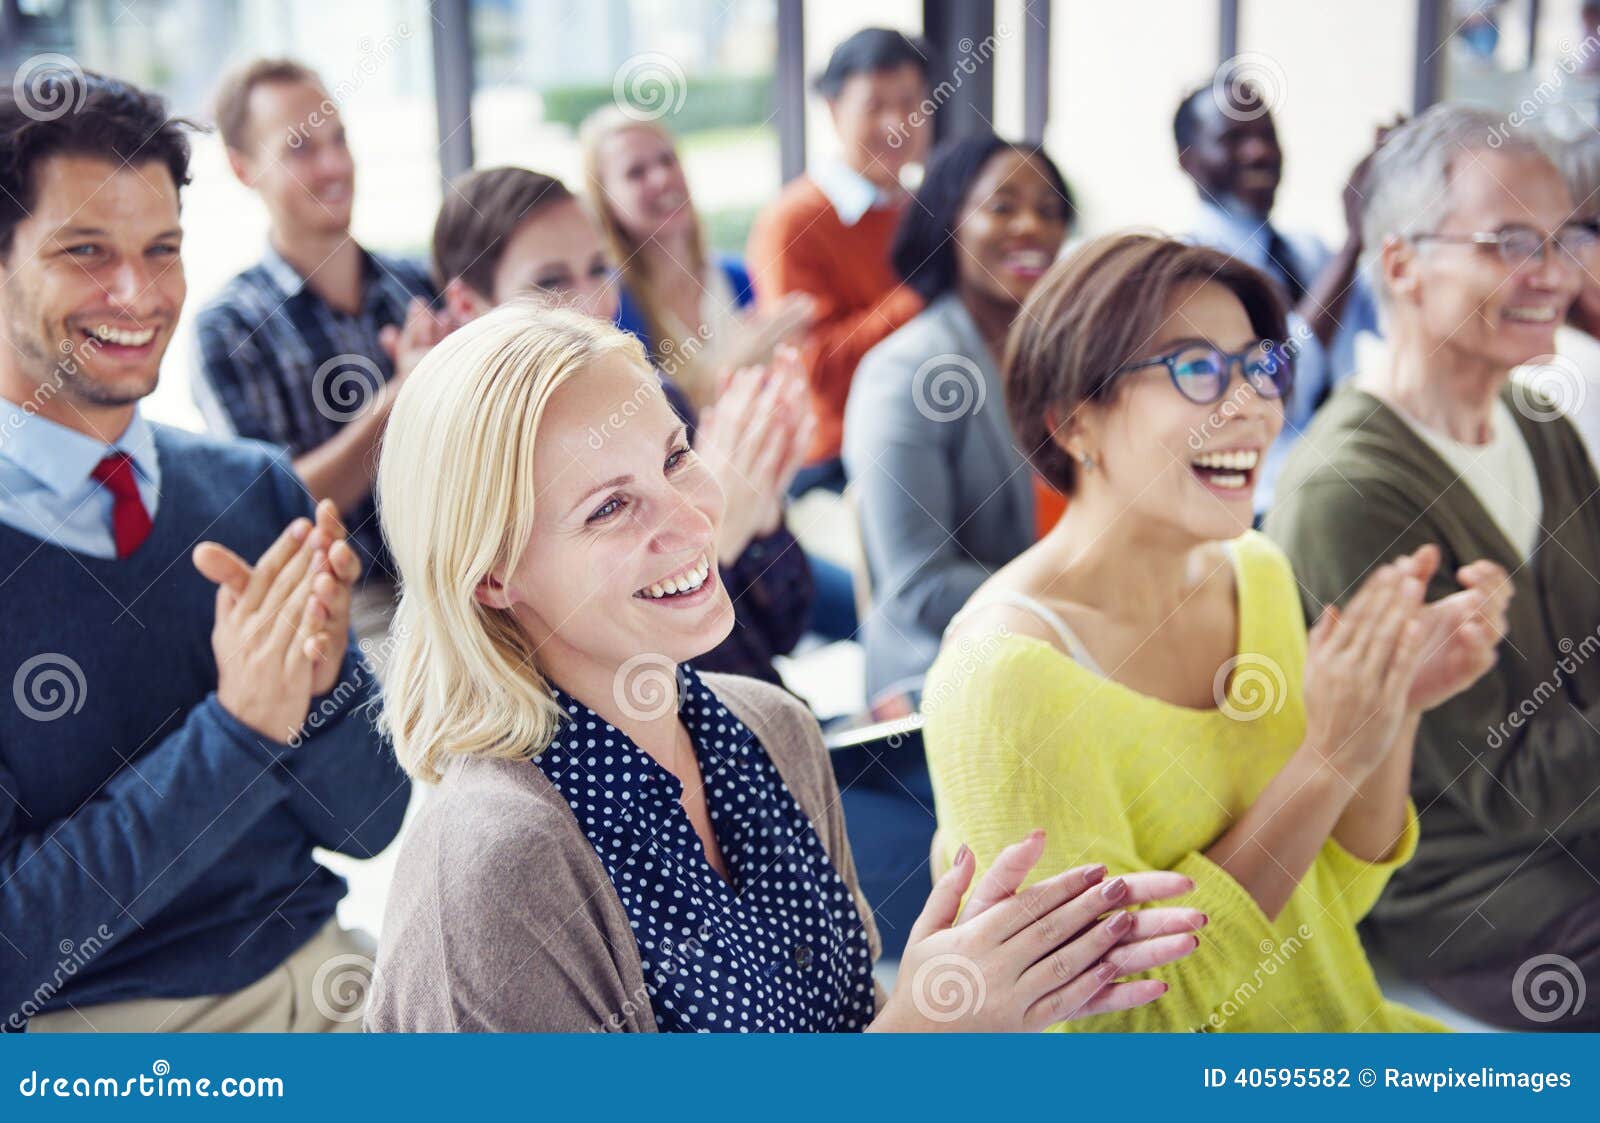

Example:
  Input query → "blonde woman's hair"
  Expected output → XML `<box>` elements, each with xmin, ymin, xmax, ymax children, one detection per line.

<box><xmin>376</xmin><ymin>300</ymin><xmax>649</xmax><ymax>783</ymax></box>
<box><xmin>579</xmin><ymin>106</ymin><xmax>717</xmax><ymax>407</ymax></box>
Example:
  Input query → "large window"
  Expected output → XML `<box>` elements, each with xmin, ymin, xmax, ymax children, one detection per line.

<box><xmin>469</xmin><ymin>0</ymin><xmax>779</xmax><ymax>254</ymax></box>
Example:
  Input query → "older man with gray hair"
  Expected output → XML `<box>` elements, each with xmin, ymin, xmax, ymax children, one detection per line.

<box><xmin>1266</xmin><ymin>103</ymin><xmax>1600</xmax><ymax>1030</ymax></box>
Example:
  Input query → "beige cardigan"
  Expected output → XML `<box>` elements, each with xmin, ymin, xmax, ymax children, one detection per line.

<box><xmin>365</xmin><ymin>672</ymin><xmax>884</xmax><ymax>1032</ymax></box>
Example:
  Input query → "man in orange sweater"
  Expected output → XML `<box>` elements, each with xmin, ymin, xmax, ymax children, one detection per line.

<box><xmin>748</xmin><ymin>28</ymin><xmax>930</xmax><ymax>495</ymax></box>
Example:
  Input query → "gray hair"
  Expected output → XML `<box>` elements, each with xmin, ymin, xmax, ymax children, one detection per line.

<box><xmin>1552</xmin><ymin>131</ymin><xmax>1600</xmax><ymax>220</ymax></box>
<box><xmin>1361</xmin><ymin>103</ymin><xmax>1558</xmax><ymax>303</ymax></box>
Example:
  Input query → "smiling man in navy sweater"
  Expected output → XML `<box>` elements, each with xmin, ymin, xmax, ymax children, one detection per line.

<box><xmin>0</xmin><ymin>69</ymin><xmax>407</xmax><ymax>1031</ymax></box>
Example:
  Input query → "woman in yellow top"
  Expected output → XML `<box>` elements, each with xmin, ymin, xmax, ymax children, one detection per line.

<box><xmin>922</xmin><ymin>233</ymin><xmax>1512</xmax><ymax>1032</ymax></box>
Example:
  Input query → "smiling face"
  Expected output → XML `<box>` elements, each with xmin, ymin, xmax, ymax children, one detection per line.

<box><xmin>231</xmin><ymin>79</ymin><xmax>354</xmax><ymax>237</ymax></box>
<box><xmin>594</xmin><ymin>125</ymin><xmax>694</xmax><ymax>245</ymax></box>
<box><xmin>953</xmin><ymin>148</ymin><xmax>1071</xmax><ymax>308</ymax></box>
<box><xmin>1388</xmin><ymin>149</ymin><xmax>1580</xmax><ymax>374</ymax></box>
<box><xmin>482</xmin><ymin>352</ymin><xmax>734</xmax><ymax>688</ymax></box>
<box><xmin>489</xmin><ymin>198</ymin><xmax>620</xmax><ymax>321</ymax></box>
<box><xmin>0</xmin><ymin>154</ymin><xmax>184</xmax><ymax>417</ymax></box>
<box><xmin>828</xmin><ymin>63</ymin><xmax>930</xmax><ymax>188</ymax></box>
<box><xmin>1180</xmin><ymin>94</ymin><xmax>1282</xmax><ymax>218</ymax></box>
<box><xmin>1068</xmin><ymin>280</ymin><xmax>1283</xmax><ymax>541</ymax></box>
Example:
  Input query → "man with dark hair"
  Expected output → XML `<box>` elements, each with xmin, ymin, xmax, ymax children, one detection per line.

<box><xmin>748</xmin><ymin>27</ymin><xmax>932</xmax><ymax>495</ymax></box>
<box><xmin>1175</xmin><ymin>79</ymin><xmax>1389</xmax><ymax>515</ymax></box>
<box><xmin>194</xmin><ymin>59</ymin><xmax>442</xmax><ymax>654</ymax></box>
<box><xmin>0</xmin><ymin>67</ymin><xmax>405</xmax><ymax>1031</ymax></box>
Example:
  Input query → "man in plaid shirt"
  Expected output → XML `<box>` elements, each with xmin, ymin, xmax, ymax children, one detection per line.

<box><xmin>194</xmin><ymin>59</ymin><xmax>444</xmax><ymax>657</ymax></box>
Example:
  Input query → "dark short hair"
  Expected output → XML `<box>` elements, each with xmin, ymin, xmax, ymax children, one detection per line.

<box><xmin>1172</xmin><ymin>84</ymin><xmax>1212</xmax><ymax>153</ymax></box>
<box><xmin>890</xmin><ymin>132</ymin><xmax>1075</xmax><ymax>302</ymax></box>
<box><xmin>1005</xmin><ymin>233</ymin><xmax>1288</xmax><ymax>495</ymax></box>
<box><xmin>0</xmin><ymin>67</ymin><xmax>195</xmax><ymax>259</ymax></box>
<box><xmin>212</xmin><ymin>57</ymin><xmax>323</xmax><ymax>152</ymax></box>
<box><xmin>431</xmin><ymin>167</ymin><xmax>576</xmax><ymax>298</ymax></box>
<box><xmin>812</xmin><ymin>27</ymin><xmax>931</xmax><ymax>98</ymax></box>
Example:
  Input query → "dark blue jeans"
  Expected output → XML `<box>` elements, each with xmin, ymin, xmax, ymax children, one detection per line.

<box><xmin>829</xmin><ymin>735</ymin><xmax>936</xmax><ymax>961</ymax></box>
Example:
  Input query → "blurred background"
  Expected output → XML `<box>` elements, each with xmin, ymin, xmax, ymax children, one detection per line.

<box><xmin>4</xmin><ymin>0</ymin><xmax>1600</xmax><ymax>431</ymax></box>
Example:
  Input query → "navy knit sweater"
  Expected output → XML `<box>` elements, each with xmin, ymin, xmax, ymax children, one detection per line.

<box><xmin>0</xmin><ymin>425</ymin><xmax>408</xmax><ymax>1027</ymax></box>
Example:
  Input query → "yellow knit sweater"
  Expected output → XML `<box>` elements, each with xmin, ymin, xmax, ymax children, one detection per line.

<box><xmin>922</xmin><ymin>532</ymin><xmax>1444</xmax><ymax>1032</ymax></box>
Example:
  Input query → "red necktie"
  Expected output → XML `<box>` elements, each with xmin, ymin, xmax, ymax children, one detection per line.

<box><xmin>90</xmin><ymin>452</ymin><xmax>153</xmax><ymax>559</ymax></box>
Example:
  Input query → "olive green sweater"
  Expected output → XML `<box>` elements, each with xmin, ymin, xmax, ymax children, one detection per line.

<box><xmin>1265</xmin><ymin>385</ymin><xmax>1600</xmax><ymax>976</ymax></box>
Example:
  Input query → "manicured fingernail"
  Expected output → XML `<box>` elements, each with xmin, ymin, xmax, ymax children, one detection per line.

<box><xmin>1101</xmin><ymin>877</ymin><xmax>1128</xmax><ymax>902</ymax></box>
<box><xmin>1028</xmin><ymin>828</ymin><xmax>1046</xmax><ymax>842</ymax></box>
<box><xmin>1108</xmin><ymin>910</ymin><xmax>1134</xmax><ymax>936</ymax></box>
<box><xmin>1196</xmin><ymin>913</ymin><xmax>1210</xmax><ymax>928</ymax></box>
<box><xmin>1082</xmin><ymin>864</ymin><xmax>1107</xmax><ymax>886</ymax></box>
<box><xmin>954</xmin><ymin>843</ymin><xmax>972</xmax><ymax>867</ymax></box>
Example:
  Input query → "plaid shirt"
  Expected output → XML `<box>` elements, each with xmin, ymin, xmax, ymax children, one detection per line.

<box><xmin>192</xmin><ymin>244</ymin><xmax>435</xmax><ymax>581</ymax></box>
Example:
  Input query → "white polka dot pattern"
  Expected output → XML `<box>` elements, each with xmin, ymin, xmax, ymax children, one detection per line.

<box><xmin>533</xmin><ymin>665</ymin><xmax>876</xmax><ymax>1032</ymax></box>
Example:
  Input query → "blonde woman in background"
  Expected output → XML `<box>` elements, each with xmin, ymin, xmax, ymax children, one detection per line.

<box><xmin>581</xmin><ymin>108</ymin><xmax>813</xmax><ymax>411</ymax></box>
<box><xmin>363</xmin><ymin>302</ymin><xmax>1206</xmax><ymax>1032</ymax></box>
<box><xmin>582</xmin><ymin>110</ymin><xmax>858</xmax><ymax>644</ymax></box>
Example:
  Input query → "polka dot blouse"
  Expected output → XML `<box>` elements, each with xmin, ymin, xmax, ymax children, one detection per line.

<box><xmin>533</xmin><ymin>665</ymin><xmax>877</xmax><ymax>1032</ymax></box>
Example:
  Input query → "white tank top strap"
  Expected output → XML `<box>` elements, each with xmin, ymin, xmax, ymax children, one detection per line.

<box><xmin>948</xmin><ymin>591</ymin><xmax>1106</xmax><ymax>677</ymax></box>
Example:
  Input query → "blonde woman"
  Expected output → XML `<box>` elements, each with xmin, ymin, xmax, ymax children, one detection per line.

<box><xmin>363</xmin><ymin>302</ymin><xmax>1206</xmax><ymax>1032</ymax></box>
<box><xmin>581</xmin><ymin>108</ymin><xmax>812</xmax><ymax>410</ymax></box>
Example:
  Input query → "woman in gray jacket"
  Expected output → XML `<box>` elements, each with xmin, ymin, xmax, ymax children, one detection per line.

<box><xmin>844</xmin><ymin>134</ymin><xmax>1075</xmax><ymax>706</ymax></box>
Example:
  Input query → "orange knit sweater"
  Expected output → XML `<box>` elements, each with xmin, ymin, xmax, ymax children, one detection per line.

<box><xmin>747</xmin><ymin>175</ymin><xmax>922</xmax><ymax>464</ymax></box>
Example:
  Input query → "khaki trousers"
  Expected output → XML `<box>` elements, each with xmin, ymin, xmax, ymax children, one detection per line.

<box><xmin>27</xmin><ymin>920</ymin><xmax>375</xmax><ymax>1033</ymax></box>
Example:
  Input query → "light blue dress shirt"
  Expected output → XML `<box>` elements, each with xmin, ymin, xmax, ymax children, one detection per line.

<box><xmin>0</xmin><ymin>399</ymin><xmax>162</xmax><ymax>557</ymax></box>
<box><xmin>1189</xmin><ymin>200</ymin><xmax>1382</xmax><ymax>513</ymax></box>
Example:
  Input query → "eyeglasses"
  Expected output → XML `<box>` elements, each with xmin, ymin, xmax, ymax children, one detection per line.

<box><xmin>1109</xmin><ymin>341</ymin><xmax>1294</xmax><ymax>405</ymax></box>
<box><xmin>1410</xmin><ymin>222</ymin><xmax>1599</xmax><ymax>268</ymax></box>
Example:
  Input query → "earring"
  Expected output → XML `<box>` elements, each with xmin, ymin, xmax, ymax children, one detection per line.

<box><xmin>1080</xmin><ymin>453</ymin><xmax>1096</xmax><ymax>472</ymax></box>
